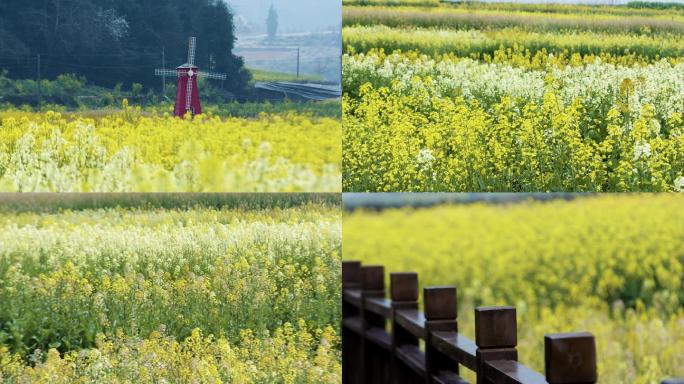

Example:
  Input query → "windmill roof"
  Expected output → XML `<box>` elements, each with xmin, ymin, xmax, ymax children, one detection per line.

<box><xmin>176</xmin><ymin>63</ymin><xmax>199</xmax><ymax>69</ymax></box>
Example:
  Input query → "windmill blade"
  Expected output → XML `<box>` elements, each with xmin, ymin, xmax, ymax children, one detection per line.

<box><xmin>198</xmin><ymin>71</ymin><xmax>227</xmax><ymax>80</ymax></box>
<box><xmin>186</xmin><ymin>72</ymin><xmax>193</xmax><ymax>111</ymax></box>
<box><xmin>188</xmin><ymin>37</ymin><xmax>197</xmax><ymax>66</ymax></box>
<box><xmin>155</xmin><ymin>69</ymin><xmax>178</xmax><ymax>76</ymax></box>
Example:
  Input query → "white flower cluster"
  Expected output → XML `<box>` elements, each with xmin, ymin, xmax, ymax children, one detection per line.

<box><xmin>0</xmin><ymin>129</ymin><xmax>341</xmax><ymax>193</ymax></box>
<box><xmin>0</xmin><ymin>207</ymin><xmax>341</xmax><ymax>273</ymax></box>
<box><xmin>344</xmin><ymin>52</ymin><xmax>684</xmax><ymax>122</ymax></box>
<box><xmin>633</xmin><ymin>142</ymin><xmax>652</xmax><ymax>161</ymax></box>
<box><xmin>675</xmin><ymin>176</ymin><xmax>684</xmax><ymax>192</ymax></box>
<box><xmin>417</xmin><ymin>148</ymin><xmax>435</xmax><ymax>166</ymax></box>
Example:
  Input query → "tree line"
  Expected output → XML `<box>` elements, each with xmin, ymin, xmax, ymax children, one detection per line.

<box><xmin>0</xmin><ymin>0</ymin><xmax>250</xmax><ymax>92</ymax></box>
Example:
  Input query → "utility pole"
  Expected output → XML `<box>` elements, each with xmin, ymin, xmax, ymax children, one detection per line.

<box><xmin>37</xmin><ymin>54</ymin><xmax>41</xmax><ymax>106</ymax></box>
<box><xmin>296</xmin><ymin>47</ymin><xmax>300</xmax><ymax>79</ymax></box>
<box><xmin>161</xmin><ymin>46</ymin><xmax>166</xmax><ymax>97</ymax></box>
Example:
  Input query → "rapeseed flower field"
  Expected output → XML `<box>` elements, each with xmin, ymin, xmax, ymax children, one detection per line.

<box><xmin>0</xmin><ymin>195</ymin><xmax>342</xmax><ymax>382</ymax></box>
<box><xmin>343</xmin><ymin>1</ymin><xmax>684</xmax><ymax>192</ymax></box>
<box><xmin>0</xmin><ymin>108</ymin><xmax>341</xmax><ymax>192</ymax></box>
<box><xmin>343</xmin><ymin>194</ymin><xmax>684</xmax><ymax>383</ymax></box>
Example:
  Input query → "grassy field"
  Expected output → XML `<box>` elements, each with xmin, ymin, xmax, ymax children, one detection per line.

<box><xmin>343</xmin><ymin>1</ymin><xmax>684</xmax><ymax>192</ymax></box>
<box><xmin>344</xmin><ymin>4</ymin><xmax>684</xmax><ymax>34</ymax></box>
<box><xmin>0</xmin><ymin>105</ymin><xmax>341</xmax><ymax>192</ymax></box>
<box><xmin>344</xmin><ymin>194</ymin><xmax>684</xmax><ymax>383</ymax></box>
<box><xmin>212</xmin><ymin>99</ymin><xmax>342</xmax><ymax>119</ymax></box>
<box><xmin>0</xmin><ymin>194</ymin><xmax>342</xmax><ymax>383</ymax></box>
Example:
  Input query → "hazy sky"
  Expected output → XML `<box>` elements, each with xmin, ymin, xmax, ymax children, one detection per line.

<box><xmin>226</xmin><ymin>0</ymin><xmax>341</xmax><ymax>34</ymax></box>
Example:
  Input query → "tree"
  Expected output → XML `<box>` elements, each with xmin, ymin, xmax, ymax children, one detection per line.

<box><xmin>266</xmin><ymin>4</ymin><xmax>278</xmax><ymax>41</ymax></box>
<box><xmin>0</xmin><ymin>0</ymin><xmax>250</xmax><ymax>93</ymax></box>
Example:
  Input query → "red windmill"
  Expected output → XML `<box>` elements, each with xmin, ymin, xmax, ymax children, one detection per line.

<box><xmin>155</xmin><ymin>37</ymin><xmax>226</xmax><ymax>117</ymax></box>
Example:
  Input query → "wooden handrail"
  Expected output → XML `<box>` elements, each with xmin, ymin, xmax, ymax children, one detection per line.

<box><xmin>395</xmin><ymin>309</ymin><xmax>426</xmax><ymax>338</ymax></box>
<box><xmin>485</xmin><ymin>360</ymin><xmax>547</xmax><ymax>384</ymax></box>
<box><xmin>342</xmin><ymin>261</ymin><xmax>599</xmax><ymax>384</ymax></box>
<box><xmin>431</xmin><ymin>331</ymin><xmax>478</xmax><ymax>370</ymax></box>
<box><xmin>365</xmin><ymin>297</ymin><xmax>392</xmax><ymax>317</ymax></box>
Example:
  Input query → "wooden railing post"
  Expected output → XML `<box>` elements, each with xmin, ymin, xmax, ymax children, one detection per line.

<box><xmin>424</xmin><ymin>286</ymin><xmax>458</xmax><ymax>384</ymax></box>
<box><xmin>342</xmin><ymin>261</ymin><xmax>362</xmax><ymax>384</ymax></box>
<box><xmin>361</xmin><ymin>265</ymin><xmax>385</xmax><ymax>384</ymax></box>
<box><xmin>544</xmin><ymin>333</ymin><xmax>597</xmax><ymax>384</ymax></box>
<box><xmin>361</xmin><ymin>265</ymin><xmax>385</xmax><ymax>324</ymax></box>
<box><xmin>475</xmin><ymin>306</ymin><xmax>518</xmax><ymax>384</ymax></box>
<box><xmin>343</xmin><ymin>261</ymin><xmax>361</xmax><ymax>291</ymax></box>
<box><xmin>390</xmin><ymin>272</ymin><xmax>419</xmax><ymax>384</ymax></box>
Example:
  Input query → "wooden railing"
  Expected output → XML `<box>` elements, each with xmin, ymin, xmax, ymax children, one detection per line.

<box><xmin>342</xmin><ymin>261</ymin><xmax>598</xmax><ymax>384</ymax></box>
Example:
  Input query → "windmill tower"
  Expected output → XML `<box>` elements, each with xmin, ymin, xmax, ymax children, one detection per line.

<box><xmin>155</xmin><ymin>37</ymin><xmax>227</xmax><ymax>117</ymax></box>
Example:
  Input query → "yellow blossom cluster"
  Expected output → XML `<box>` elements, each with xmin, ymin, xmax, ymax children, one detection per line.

<box><xmin>0</xmin><ymin>110</ymin><xmax>341</xmax><ymax>192</ymax></box>
<box><xmin>343</xmin><ymin>25</ymin><xmax>684</xmax><ymax>61</ymax></box>
<box><xmin>344</xmin><ymin>79</ymin><xmax>684</xmax><ymax>191</ymax></box>
<box><xmin>0</xmin><ymin>323</ymin><xmax>340</xmax><ymax>383</ymax></box>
